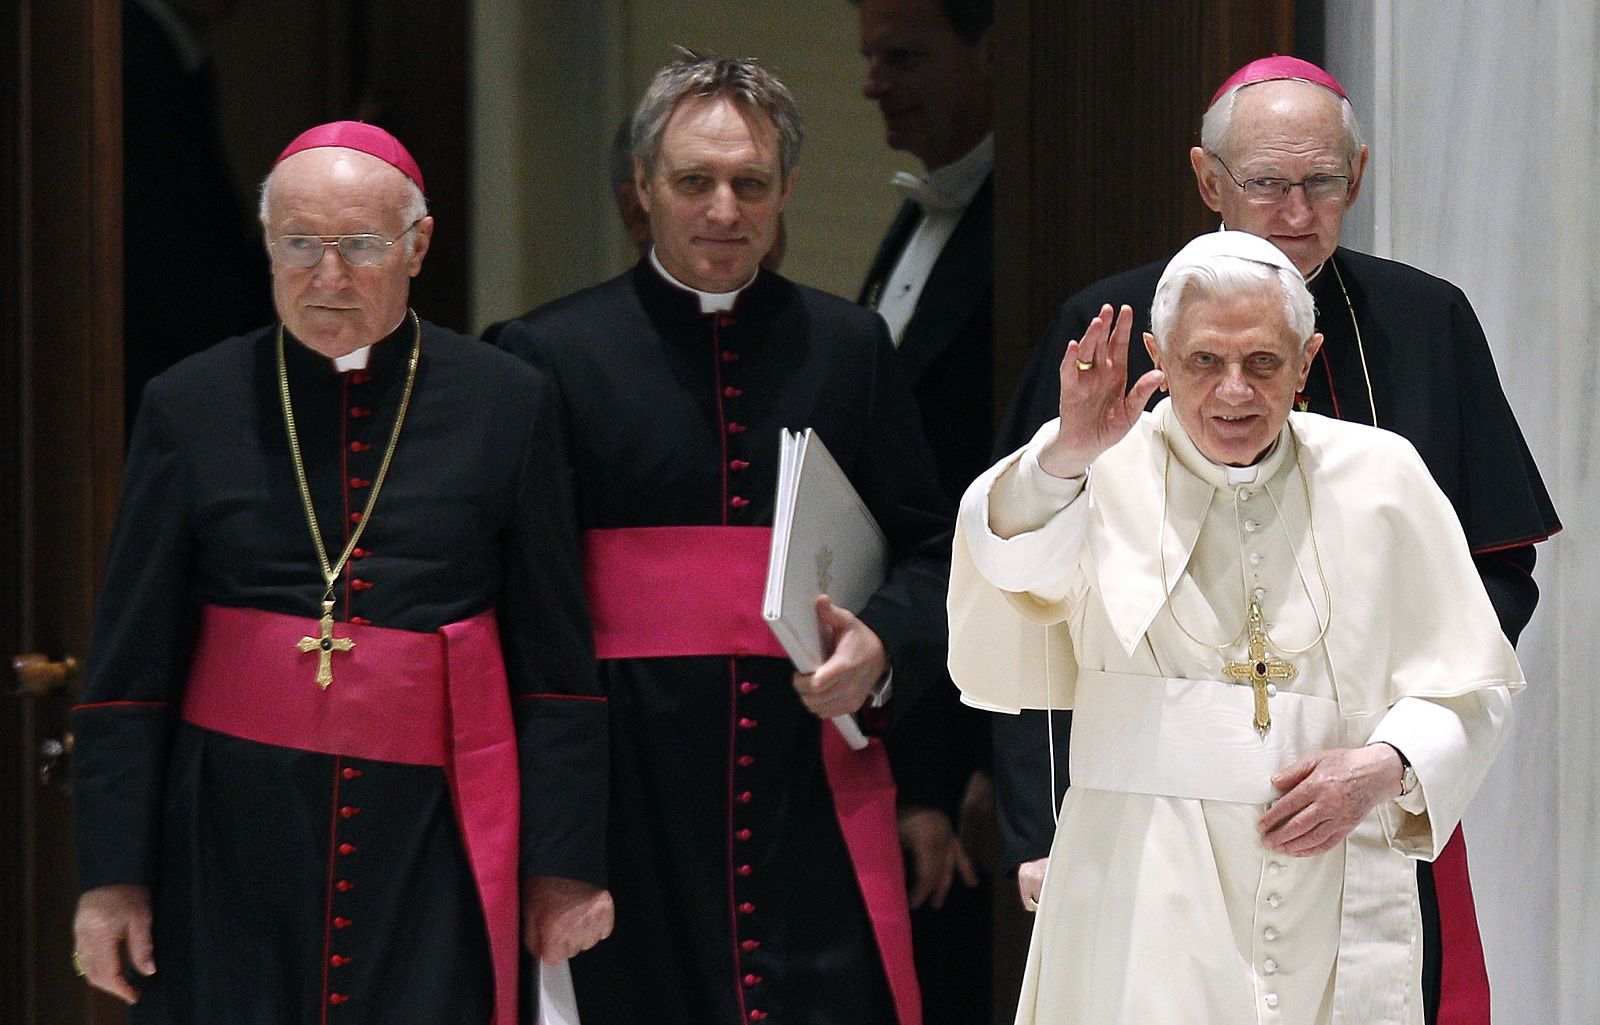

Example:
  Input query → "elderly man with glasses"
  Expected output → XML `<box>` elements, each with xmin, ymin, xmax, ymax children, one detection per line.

<box><xmin>70</xmin><ymin>121</ymin><xmax>612</xmax><ymax>1025</ymax></box>
<box><xmin>991</xmin><ymin>57</ymin><xmax>1559</xmax><ymax>1025</ymax></box>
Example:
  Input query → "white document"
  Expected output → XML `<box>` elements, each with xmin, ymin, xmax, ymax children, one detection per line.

<box><xmin>536</xmin><ymin>959</ymin><xmax>581</xmax><ymax>1025</ymax></box>
<box><xmin>763</xmin><ymin>429</ymin><xmax>890</xmax><ymax>751</ymax></box>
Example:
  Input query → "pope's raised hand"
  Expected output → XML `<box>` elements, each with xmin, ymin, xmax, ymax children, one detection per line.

<box><xmin>1038</xmin><ymin>304</ymin><xmax>1165</xmax><ymax>479</ymax></box>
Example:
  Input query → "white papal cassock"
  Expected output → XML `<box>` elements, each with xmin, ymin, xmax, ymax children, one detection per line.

<box><xmin>951</xmin><ymin>400</ymin><xmax>1522</xmax><ymax>1025</ymax></box>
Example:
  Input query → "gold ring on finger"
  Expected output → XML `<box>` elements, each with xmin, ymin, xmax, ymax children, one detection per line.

<box><xmin>71</xmin><ymin>950</ymin><xmax>87</xmax><ymax>977</ymax></box>
<box><xmin>1075</xmin><ymin>359</ymin><xmax>1095</xmax><ymax>372</ymax></box>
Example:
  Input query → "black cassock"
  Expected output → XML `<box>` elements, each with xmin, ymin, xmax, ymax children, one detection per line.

<box><xmin>497</xmin><ymin>263</ymin><xmax>952</xmax><ymax>1025</ymax></box>
<box><xmin>72</xmin><ymin>320</ymin><xmax>606</xmax><ymax>1025</ymax></box>
<box><xmin>992</xmin><ymin>245</ymin><xmax>1561</xmax><ymax>1023</ymax></box>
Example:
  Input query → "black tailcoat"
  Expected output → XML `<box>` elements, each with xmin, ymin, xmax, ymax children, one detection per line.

<box><xmin>991</xmin><ymin>246</ymin><xmax>1561</xmax><ymax>1023</ymax></box>
<box><xmin>495</xmin><ymin>263</ymin><xmax>953</xmax><ymax>1025</ymax></box>
<box><xmin>72</xmin><ymin>320</ymin><xmax>606</xmax><ymax>1025</ymax></box>
<box><xmin>860</xmin><ymin>176</ymin><xmax>996</xmax><ymax>1025</ymax></box>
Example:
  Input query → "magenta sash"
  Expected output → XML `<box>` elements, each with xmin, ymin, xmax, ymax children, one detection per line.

<box><xmin>583</xmin><ymin>526</ymin><xmax>787</xmax><ymax>660</ymax></box>
<box><xmin>180</xmin><ymin>604</ymin><xmax>521</xmax><ymax>1025</ymax></box>
<box><xmin>1435</xmin><ymin>825</ymin><xmax>1491</xmax><ymax>1024</ymax></box>
<box><xmin>583</xmin><ymin>527</ymin><xmax>923</xmax><ymax>1025</ymax></box>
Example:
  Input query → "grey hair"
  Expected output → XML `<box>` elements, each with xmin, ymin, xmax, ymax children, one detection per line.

<box><xmin>1200</xmin><ymin>79</ymin><xmax>1363</xmax><ymax>164</ymax></box>
<box><xmin>1149</xmin><ymin>257</ymin><xmax>1315</xmax><ymax>352</ymax></box>
<box><xmin>631</xmin><ymin>48</ymin><xmax>804</xmax><ymax>180</ymax></box>
<box><xmin>256</xmin><ymin>164</ymin><xmax>429</xmax><ymax>257</ymax></box>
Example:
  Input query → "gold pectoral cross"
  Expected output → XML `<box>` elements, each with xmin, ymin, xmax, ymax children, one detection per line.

<box><xmin>1222</xmin><ymin>598</ymin><xmax>1296</xmax><ymax>737</ymax></box>
<box><xmin>297</xmin><ymin>599</ymin><xmax>355</xmax><ymax>689</ymax></box>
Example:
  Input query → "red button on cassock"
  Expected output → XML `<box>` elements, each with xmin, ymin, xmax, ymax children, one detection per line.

<box><xmin>329</xmin><ymin>993</ymin><xmax>349</xmax><ymax>1006</ymax></box>
<box><xmin>349</xmin><ymin>441</ymin><xmax>371</xmax><ymax>453</ymax></box>
<box><xmin>727</xmin><ymin>422</ymin><xmax>747</xmax><ymax>434</ymax></box>
<box><xmin>721</xmin><ymin>350</ymin><xmax>739</xmax><ymax>363</ymax></box>
<box><xmin>737</xmin><ymin>791</ymin><xmax>753</xmax><ymax>804</ymax></box>
<box><xmin>349</xmin><ymin>477</ymin><xmax>371</xmax><ymax>489</ymax></box>
<box><xmin>336</xmin><ymin>880</ymin><xmax>354</xmax><ymax>892</ymax></box>
<box><xmin>741</xmin><ymin>939</ymin><xmax>760</xmax><ymax>952</ymax></box>
<box><xmin>339</xmin><ymin>843</ymin><xmax>357</xmax><ymax>856</ymax></box>
<box><xmin>341</xmin><ymin>767</ymin><xmax>362</xmax><ymax>780</ymax></box>
<box><xmin>730</xmin><ymin>459</ymin><xmax>750</xmax><ymax>471</ymax></box>
<box><xmin>330</xmin><ymin>954</ymin><xmax>351</xmax><ymax>967</ymax></box>
<box><xmin>333</xmin><ymin>916</ymin><xmax>352</xmax><ymax>929</ymax></box>
<box><xmin>350</xmin><ymin>616</ymin><xmax>372</xmax><ymax>626</ymax></box>
<box><xmin>743</xmin><ymin>973</ymin><xmax>762</xmax><ymax>987</ymax></box>
<box><xmin>738</xmin><ymin>718</ymin><xmax>758</xmax><ymax>730</ymax></box>
<box><xmin>737</xmin><ymin>755</ymin><xmax>755</xmax><ymax>768</ymax></box>
<box><xmin>349</xmin><ymin>406</ymin><xmax>371</xmax><ymax>418</ymax></box>
<box><xmin>339</xmin><ymin>806</ymin><xmax>360</xmax><ymax>818</ymax></box>
<box><xmin>351</xmin><ymin>578</ymin><xmax>374</xmax><ymax>591</ymax></box>
<box><xmin>730</xmin><ymin>496</ymin><xmax>749</xmax><ymax>509</ymax></box>
<box><xmin>724</xmin><ymin>386</ymin><xmax>742</xmax><ymax>399</ymax></box>
<box><xmin>349</xmin><ymin>512</ymin><xmax>363</xmax><ymax>524</ymax></box>
<box><xmin>739</xmin><ymin>681</ymin><xmax>757</xmax><ymax>694</ymax></box>
<box><xmin>350</xmin><ymin>547</ymin><xmax>369</xmax><ymax>559</ymax></box>
<box><xmin>736</xmin><ymin>828</ymin><xmax>752</xmax><ymax>841</ymax></box>
<box><xmin>749</xmin><ymin>1011</ymin><xmax>767</xmax><ymax>1022</ymax></box>
<box><xmin>737</xmin><ymin>864</ymin><xmax>753</xmax><ymax>877</ymax></box>
<box><xmin>739</xmin><ymin>902</ymin><xmax>756</xmax><ymax>915</ymax></box>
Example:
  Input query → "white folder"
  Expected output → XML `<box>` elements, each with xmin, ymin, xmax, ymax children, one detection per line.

<box><xmin>762</xmin><ymin>429</ymin><xmax>889</xmax><ymax>751</ymax></box>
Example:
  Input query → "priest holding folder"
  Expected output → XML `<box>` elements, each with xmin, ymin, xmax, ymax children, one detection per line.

<box><xmin>496</xmin><ymin>51</ymin><xmax>951</xmax><ymax>1025</ymax></box>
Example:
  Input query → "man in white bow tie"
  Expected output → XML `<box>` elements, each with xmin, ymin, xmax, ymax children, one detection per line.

<box><xmin>853</xmin><ymin>2</ymin><xmax>996</xmax><ymax>1022</ymax></box>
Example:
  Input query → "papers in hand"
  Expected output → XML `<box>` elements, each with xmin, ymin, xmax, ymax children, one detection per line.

<box><xmin>763</xmin><ymin>429</ymin><xmax>889</xmax><ymax>752</ymax></box>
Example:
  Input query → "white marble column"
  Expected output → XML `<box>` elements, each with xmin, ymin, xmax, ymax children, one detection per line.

<box><xmin>1327</xmin><ymin>3</ymin><xmax>1600</xmax><ymax>1022</ymax></box>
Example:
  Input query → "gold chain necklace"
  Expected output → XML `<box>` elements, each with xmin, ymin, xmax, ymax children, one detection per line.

<box><xmin>276</xmin><ymin>310</ymin><xmax>421</xmax><ymax>686</ymax></box>
<box><xmin>1156</xmin><ymin>425</ymin><xmax>1334</xmax><ymax>657</ymax></box>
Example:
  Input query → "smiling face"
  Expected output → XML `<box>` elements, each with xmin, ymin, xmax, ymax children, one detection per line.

<box><xmin>858</xmin><ymin>0</ymin><xmax>994</xmax><ymax>171</ymax></box>
<box><xmin>1146</xmin><ymin>286</ymin><xmax>1322</xmax><ymax>466</ymax></box>
<box><xmin>1190</xmin><ymin>80</ymin><xmax>1367</xmax><ymax>276</ymax></box>
<box><xmin>636</xmin><ymin>95</ymin><xmax>791</xmax><ymax>294</ymax></box>
<box><xmin>263</xmin><ymin>147</ymin><xmax>431</xmax><ymax>358</ymax></box>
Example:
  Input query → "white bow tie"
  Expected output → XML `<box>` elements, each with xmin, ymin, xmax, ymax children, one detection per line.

<box><xmin>890</xmin><ymin>170</ymin><xmax>968</xmax><ymax>213</ymax></box>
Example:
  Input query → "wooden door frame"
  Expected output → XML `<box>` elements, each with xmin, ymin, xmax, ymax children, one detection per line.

<box><xmin>2</xmin><ymin>1</ymin><xmax>125</xmax><ymax>1022</ymax></box>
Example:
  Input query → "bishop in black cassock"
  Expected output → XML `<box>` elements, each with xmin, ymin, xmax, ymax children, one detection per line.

<box><xmin>994</xmin><ymin>58</ymin><xmax>1561</xmax><ymax>1025</ymax></box>
<box><xmin>72</xmin><ymin>123</ymin><xmax>609</xmax><ymax>1025</ymax></box>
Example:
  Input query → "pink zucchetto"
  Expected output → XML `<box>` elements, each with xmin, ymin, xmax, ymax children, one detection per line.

<box><xmin>1211</xmin><ymin>55</ymin><xmax>1349</xmax><ymax>106</ymax></box>
<box><xmin>273</xmin><ymin>120</ymin><xmax>425</xmax><ymax>194</ymax></box>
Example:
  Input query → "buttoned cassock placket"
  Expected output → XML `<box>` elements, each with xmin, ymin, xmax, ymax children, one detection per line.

<box><xmin>1220</xmin><ymin>474</ymin><xmax>1340</xmax><ymax>1024</ymax></box>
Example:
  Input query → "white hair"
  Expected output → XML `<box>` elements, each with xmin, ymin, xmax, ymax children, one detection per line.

<box><xmin>1200</xmin><ymin>79</ymin><xmax>1363</xmax><ymax>163</ymax></box>
<box><xmin>256</xmin><ymin>164</ymin><xmax>429</xmax><ymax>256</ymax></box>
<box><xmin>1149</xmin><ymin>256</ymin><xmax>1315</xmax><ymax>352</ymax></box>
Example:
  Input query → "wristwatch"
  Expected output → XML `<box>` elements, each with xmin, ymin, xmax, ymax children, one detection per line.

<box><xmin>1396</xmin><ymin>749</ymin><xmax>1418</xmax><ymax>798</ymax></box>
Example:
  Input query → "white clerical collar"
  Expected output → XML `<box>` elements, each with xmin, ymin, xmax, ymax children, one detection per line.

<box><xmin>891</xmin><ymin>133</ymin><xmax>993</xmax><ymax>213</ymax></box>
<box><xmin>648</xmin><ymin>248</ymin><xmax>756</xmax><ymax>314</ymax></box>
<box><xmin>332</xmin><ymin>347</ymin><xmax>372</xmax><ymax>372</ymax></box>
<box><xmin>325</xmin><ymin>310</ymin><xmax>408</xmax><ymax>371</ymax></box>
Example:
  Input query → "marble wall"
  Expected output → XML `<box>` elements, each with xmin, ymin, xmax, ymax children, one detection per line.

<box><xmin>1328</xmin><ymin>3</ymin><xmax>1600</xmax><ymax>1021</ymax></box>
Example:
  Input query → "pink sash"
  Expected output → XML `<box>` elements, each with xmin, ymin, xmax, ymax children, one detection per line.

<box><xmin>1435</xmin><ymin>825</ymin><xmax>1491</xmax><ymax>1024</ymax></box>
<box><xmin>181</xmin><ymin>604</ymin><xmax>521</xmax><ymax>1025</ymax></box>
<box><xmin>584</xmin><ymin>526</ymin><xmax>923</xmax><ymax>1025</ymax></box>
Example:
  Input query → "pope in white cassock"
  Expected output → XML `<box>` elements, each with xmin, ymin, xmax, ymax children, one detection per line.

<box><xmin>949</xmin><ymin>230</ymin><xmax>1522</xmax><ymax>1025</ymax></box>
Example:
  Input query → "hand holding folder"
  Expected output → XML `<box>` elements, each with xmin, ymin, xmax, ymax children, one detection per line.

<box><xmin>763</xmin><ymin>429</ymin><xmax>890</xmax><ymax>750</ymax></box>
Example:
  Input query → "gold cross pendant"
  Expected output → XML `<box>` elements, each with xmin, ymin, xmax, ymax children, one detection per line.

<box><xmin>297</xmin><ymin>599</ymin><xmax>356</xmax><ymax>689</ymax></box>
<box><xmin>1222</xmin><ymin>598</ymin><xmax>1296</xmax><ymax>737</ymax></box>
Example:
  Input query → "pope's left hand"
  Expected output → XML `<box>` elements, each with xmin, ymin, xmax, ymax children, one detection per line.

<box><xmin>793</xmin><ymin>595</ymin><xmax>887</xmax><ymax>719</ymax></box>
<box><xmin>1259</xmin><ymin>743</ymin><xmax>1404</xmax><ymax>856</ymax></box>
<box><xmin>522</xmin><ymin>876</ymin><xmax>615</xmax><ymax>966</ymax></box>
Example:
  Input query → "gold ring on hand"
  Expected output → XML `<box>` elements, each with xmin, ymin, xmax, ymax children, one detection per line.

<box><xmin>72</xmin><ymin>950</ymin><xmax>87</xmax><ymax>977</ymax></box>
<box><xmin>1074</xmin><ymin>359</ymin><xmax>1095</xmax><ymax>372</ymax></box>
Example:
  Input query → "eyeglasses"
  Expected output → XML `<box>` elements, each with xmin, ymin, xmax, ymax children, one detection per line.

<box><xmin>269</xmin><ymin>219</ymin><xmax>422</xmax><ymax>268</ymax></box>
<box><xmin>1207</xmin><ymin>153</ymin><xmax>1351</xmax><ymax>205</ymax></box>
